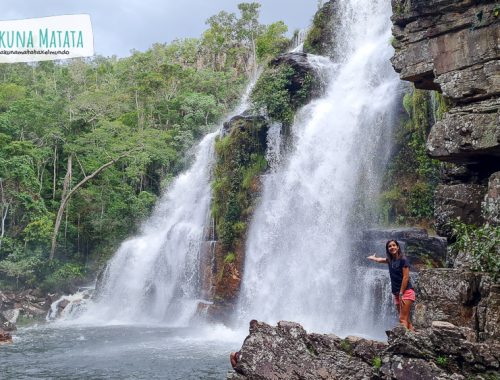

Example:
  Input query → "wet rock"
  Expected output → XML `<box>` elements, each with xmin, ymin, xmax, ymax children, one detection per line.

<box><xmin>0</xmin><ymin>312</ymin><xmax>16</xmax><ymax>332</ymax></box>
<box><xmin>434</xmin><ymin>183</ymin><xmax>486</xmax><ymax>238</ymax></box>
<box><xmin>482</xmin><ymin>171</ymin><xmax>500</xmax><ymax>226</ymax></box>
<box><xmin>0</xmin><ymin>289</ymin><xmax>55</xmax><ymax>329</ymax></box>
<box><xmin>222</xmin><ymin>115</ymin><xmax>266</xmax><ymax>137</ymax></box>
<box><xmin>0</xmin><ymin>328</ymin><xmax>12</xmax><ymax>344</ymax></box>
<box><xmin>2</xmin><ymin>309</ymin><xmax>20</xmax><ymax>325</ymax></box>
<box><xmin>270</xmin><ymin>52</ymin><xmax>324</xmax><ymax>103</ymax></box>
<box><xmin>360</xmin><ymin>227</ymin><xmax>447</xmax><ymax>269</ymax></box>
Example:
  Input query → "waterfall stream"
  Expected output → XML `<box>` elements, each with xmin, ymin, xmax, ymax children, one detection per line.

<box><xmin>64</xmin><ymin>73</ymin><xmax>261</xmax><ymax>326</ymax></box>
<box><xmin>237</xmin><ymin>0</ymin><xmax>401</xmax><ymax>338</ymax></box>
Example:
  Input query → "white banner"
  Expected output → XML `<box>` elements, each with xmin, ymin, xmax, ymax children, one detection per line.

<box><xmin>0</xmin><ymin>14</ymin><xmax>94</xmax><ymax>63</ymax></box>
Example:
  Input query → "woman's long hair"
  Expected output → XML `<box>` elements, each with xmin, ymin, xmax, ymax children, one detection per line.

<box><xmin>385</xmin><ymin>239</ymin><xmax>402</xmax><ymax>262</ymax></box>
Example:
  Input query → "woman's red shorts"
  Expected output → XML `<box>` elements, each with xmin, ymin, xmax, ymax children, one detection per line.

<box><xmin>393</xmin><ymin>289</ymin><xmax>416</xmax><ymax>305</ymax></box>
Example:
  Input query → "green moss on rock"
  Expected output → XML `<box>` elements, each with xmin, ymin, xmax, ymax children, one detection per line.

<box><xmin>212</xmin><ymin>116</ymin><xmax>268</xmax><ymax>250</ymax></box>
<box><xmin>303</xmin><ymin>1</ymin><xmax>336</xmax><ymax>56</ymax></box>
<box><xmin>251</xmin><ymin>60</ymin><xmax>317</xmax><ymax>126</ymax></box>
<box><xmin>379</xmin><ymin>86</ymin><xmax>441</xmax><ymax>227</ymax></box>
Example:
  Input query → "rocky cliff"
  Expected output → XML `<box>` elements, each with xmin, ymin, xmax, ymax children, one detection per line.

<box><xmin>391</xmin><ymin>0</ymin><xmax>500</xmax><ymax>236</ymax></box>
<box><xmin>390</xmin><ymin>0</ymin><xmax>499</xmax><ymax>341</ymax></box>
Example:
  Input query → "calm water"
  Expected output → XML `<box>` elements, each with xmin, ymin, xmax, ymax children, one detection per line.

<box><xmin>0</xmin><ymin>323</ymin><xmax>243</xmax><ymax>379</ymax></box>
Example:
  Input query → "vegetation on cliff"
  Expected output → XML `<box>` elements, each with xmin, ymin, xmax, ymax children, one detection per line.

<box><xmin>0</xmin><ymin>2</ymin><xmax>289</xmax><ymax>291</ymax></box>
<box><xmin>251</xmin><ymin>62</ymin><xmax>316</xmax><ymax>126</ymax></box>
<box><xmin>450</xmin><ymin>221</ymin><xmax>500</xmax><ymax>279</ymax></box>
<box><xmin>212</xmin><ymin>117</ymin><xmax>268</xmax><ymax>262</ymax></box>
<box><xmin>379</xmin><ymin>87</ymin><xmax>444</xmax><ymax>228</ymax></box>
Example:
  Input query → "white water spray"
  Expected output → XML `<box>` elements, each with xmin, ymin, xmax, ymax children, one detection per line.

<box><xmin>62</xmin><ymin>75</ymin><xmax>260</xmax><ymax>326</ymax></box>
<box><xmin>237</xmin><ymin>0</ymin><xmax>400</xmax><ymax>338</ymax></box>
<box><xmin>72</xmin><ymin>132</ymin><xmax>216</xmax><ymax>325</ymax></box>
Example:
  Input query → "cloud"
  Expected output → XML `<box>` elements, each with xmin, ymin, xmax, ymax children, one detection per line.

<box><xmin>2</xmin><ymin>0</ymin><xmax>317</xmax><ymax>57</ymax></box>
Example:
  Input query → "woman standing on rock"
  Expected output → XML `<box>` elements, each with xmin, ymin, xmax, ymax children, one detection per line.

<box><xmin>367</xmin><ymin>239</ymin><xmax>415</xmax><ymax>330</ymax></box>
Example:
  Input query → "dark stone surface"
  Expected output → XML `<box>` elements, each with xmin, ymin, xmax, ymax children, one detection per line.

<box><xmin>222</xmin><ymin>115</ymin><xmax>267</xmax><ymax>138</ymax></box>
<box><xmin>269</xmin><ymin>52</ymin><xmax>325</xmax><ymax>103</ymax></box>
<box><xmin>228</xmin><ymin>319</ymin><xmax>500</xmax><ymax>379</ymax></box>
<box><xmin>360</xmin><ymin>227</ymin><xmax>447</xmax><ymax>269</ymax></box>
<box><xmin>414</xmin><ymin>269</ymin><xmax>499</xmax><ymax>342</ymax></box>
<box><xmin>482</xmin><ymin>171</ymin><xmax>500</xmax><ymax>226</ymax></box>
<box><xmin>0</xmin><ymin>328</ymin><xmax>12</xmax><ymax>344</ymax></box>
<box><xmin>434</xmin><ymin>183</ymin><xmax>487</xmax><ymax>238</ymax></box>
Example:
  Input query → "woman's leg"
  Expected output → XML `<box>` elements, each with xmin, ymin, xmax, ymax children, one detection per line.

<box><xmin>399</xmin><ymin>299</ymin><xmax>414</xmax><ymax>330</ymax></box>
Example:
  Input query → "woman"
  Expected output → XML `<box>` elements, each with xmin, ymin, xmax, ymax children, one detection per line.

<box><xmin>367</xmin><ymin>239</ymin><xmax>415</xmax><ymax>330</ymax></box>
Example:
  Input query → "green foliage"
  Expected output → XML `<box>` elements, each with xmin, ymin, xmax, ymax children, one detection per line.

<box><xmin>0</xmin><ymin>3</ymin><xmax>287</xmax><ymax>290</ymax></box>
<box><xmin>433</xmin><ymin>91</ymin><xmax>450</xmax><ymax>121</ymax></box>
<box><xmin>379</xmin><ymin>86</ymin><xmax>441</xmax><ymax>227</ymax></box>
<box><xmin>251</xmin><ymin>64</ymin><xmax>314</xmax><ymax>125</ymax></box>
<box><xmin>224</xmin><ymin>252</ymin><xmax>236</xmax><ymax>264</ymax></box>
<box><xmin>212</xmin><ymin>118</ymin><xmax>268</xmax><ymax>250</ymax></box>
<box><xmin>0</xmin><ymin>253</ymin><xmax>43</xmax><ymax>288</ymax></box>
<box><xmin>40</xmin><ymin>262</ymin><xmax>86</xmax><ymax>292</ymax></box>
<box><xmin>256</xmin><ymin>21</ymin><xmax>289</xmax><ymax>61</ymax></box>
<box><xmin>436</xmin><ymin>355</ymin><xmax>448</xmax><ymax>367</ymax></box>
<box><xmin>303</xmin><ymin>4</ymin><xmax>327</xmax><ymax>54</ymax></box>
<box><xmin>449</xmin><ymin>221</ymin><xmax>500</xmax><ymax>279</ymax></box>
<box><xmin>339</xmin><ymin>339</ymin><xmax>352</xmax><ymax>354</ymax></box>
<box><xmin>372</xmin><ymin>356</ymin><xmax>382</xmax><ymax>370</ymax></box>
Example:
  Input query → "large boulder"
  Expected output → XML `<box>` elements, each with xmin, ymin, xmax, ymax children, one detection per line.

<box><xmin>360</xmin><ymin>227</ymin><xmax>447</xmax><ymax>269</ymax></box>
<box><xmin>228</xmin><ymin>320</ymin><xmax>500</xmax><ymax>379</ymax></box>
<box><xmin>228</xmin><ymin>320</ymin><xmax>380</xmax><ymax>380</ymax></box>
<box><xmin>434</xmin><ymin>183</ymin><xmax>486</xmax><ymax>238</ymax></box>
<box><xmin>414</xmin><ymin>269</ymin><xmax>499</xmax><ymax>342</ymax></box>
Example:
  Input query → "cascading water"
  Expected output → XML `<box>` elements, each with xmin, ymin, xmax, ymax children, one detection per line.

<box><xmin>64</xmin><ymin>74</ymin><xmax>261</xmax><ymax>326</ymax></box>
<box><xmin>74</xmin><ymin>131</ymin><xmax>217</xmax><ymax>325</ymax></box>
<box><xmin>237</xmin><ymin>0</ymin><xmax>401</xmax><ymax>339</ymax></box>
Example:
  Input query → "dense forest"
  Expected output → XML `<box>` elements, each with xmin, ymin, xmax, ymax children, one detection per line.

<box><xmin>0</xmin><ymin>2</ymin><xmax>289</xmax><ymax>291</ymax></box>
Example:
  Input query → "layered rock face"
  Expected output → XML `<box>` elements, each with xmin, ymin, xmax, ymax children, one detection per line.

<box><xmin>391</xmin><ymin>0</ymin><xmax>500</xmax><ymax>235</ymax></box>
<box><xmin>228</xmin><ymin>320</ymin><xmax>500</xmax><ymax>379</ymax></box>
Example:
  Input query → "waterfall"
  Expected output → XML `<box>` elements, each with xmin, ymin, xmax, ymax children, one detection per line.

<box><xmin>63</xmin><ymin>74</ymin><xmax>260</xmax><ymax>326</ymax></box>
<box><xmin>237</xmin><ymin>0</ymin><xmax>401</xmax><ymax>338</ymax></box>
<box><xmin>290</xmin><ymin>28</ymin><xmax>309</xmax><ymax>53</ymax></box>
<box><xmin>72</xmin><ymin>131</ymin><xmax>216</xmax><ymax>325</ymax></box>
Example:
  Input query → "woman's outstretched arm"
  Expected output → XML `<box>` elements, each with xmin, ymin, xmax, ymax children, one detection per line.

<box><xmin>367</xmin><ymin>253</ymin><xmax>388</xmax><ymax>264</ymax></box>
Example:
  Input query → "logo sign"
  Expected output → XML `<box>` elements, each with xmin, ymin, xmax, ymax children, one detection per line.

<box><xmin>0</xmin><ymin>14</ymin><xmax>94</xmax><ymax>63</ymax></box>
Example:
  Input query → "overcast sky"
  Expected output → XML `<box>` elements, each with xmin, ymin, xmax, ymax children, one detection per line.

<box><xmin>2</xmin><ymin>0</ymin><xmax>319</xmax><ymax>57</ymax></box>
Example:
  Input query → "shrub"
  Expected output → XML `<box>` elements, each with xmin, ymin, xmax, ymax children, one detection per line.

<box><xmin>449</xmin><ymin>221</ymin><xmax>500</xmax><ymax>279</ymax></box>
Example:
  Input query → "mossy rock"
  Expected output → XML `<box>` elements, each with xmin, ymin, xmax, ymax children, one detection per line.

<box><xmin>251</xmin><ymin>53</ymin><xmax>321</xmax><ymax>126</ymax></box>
<box><xmin>303</xmin><ymin>1</ymin><xmax>337</xmax><ymax>56</ymax></box>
